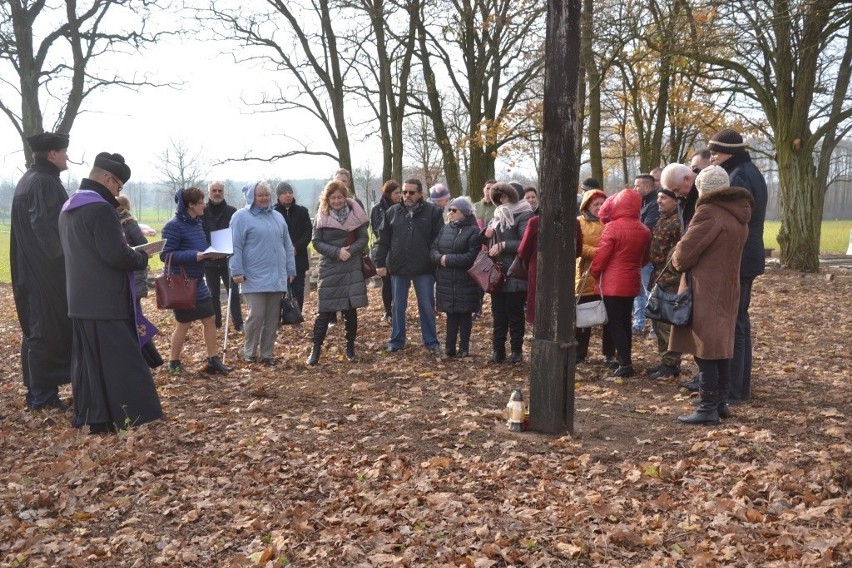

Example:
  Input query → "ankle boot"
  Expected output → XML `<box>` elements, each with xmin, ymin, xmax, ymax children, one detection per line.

<box><xmin>678</xmin><ymin>389</ymin><xmax>720</xmax><ymax>425</ymax></box>
<box><xmin>307</xmin><ymin>344</ymin><xmax>321</xmax><ymax>366</ymax></box>
<box><xmin>205</xmin><ymin>355</ymin><xmax>230</xmax><ymax>376</ymax></box>
<box><xmin>345</xmin><ymin>341</ymin><xmax>356</xmax><ymax>362</ymax></box>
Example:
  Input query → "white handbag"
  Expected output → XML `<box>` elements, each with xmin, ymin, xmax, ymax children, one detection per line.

<box><xmin>575</xmin><ymin>271</ymin><xmax>608</xmax><ymax>328</ymax></box>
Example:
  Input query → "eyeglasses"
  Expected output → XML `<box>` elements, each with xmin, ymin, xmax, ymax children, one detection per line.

<box><xmin>402</xmin><ymin>190</ymin><xmax>418</xmax><ymax>195</ymax></box>
<box><xmin>107</xmin><ymin>173</ymin><xmax>123</xmax><ymax>191</ymax></box>
<box><xmin>692</xmin><ymin>167</ymin><xmax>701</xmax><ymax>174</ymax></box>
<box><xmin>448</xmin><ymin>207</ymin><xmax>458</xmax><ymax>213</ymax></box>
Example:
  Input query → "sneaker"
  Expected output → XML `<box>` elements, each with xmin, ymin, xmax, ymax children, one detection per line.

<box><xmin>631</xmin><ymin>327</ymin><xmax>644</xmax><ymax>337</ymax></box>
<box><xmin>648</xmin><ymin>330</ymin><xmax>657</xmax><ymax>341</ymax></box>
<box><xmin>648</xmin><ymin>365</ymin><xmax>679</xmax><ymax>380</ymax></box>
<box><xmin>234</xmin><ymin>324</ymin><xmax>244</xmax><ymax>333</ymax></box>
<box><xmin>612</xmin><ymin>365</ymin><xmax>635</xmax><ymax>378</ymax></box>
<box><xmin>457</xmin><ymin>350</ymin><xmax>469</xmax><ymax>358</ymax></box>
<box><xmin>680</xmin><ymin>373</ymin><xmax>701</xmax><ymax>392</ymax></box>
<box><xmin>387</xmin><ymin>345</ymin><xmax>403</xmax><ymax>353</ymax></box>
<box><xmin>604</xmin><ymin>357</ymin><xmax>619</xmax><ymax>370</ymax></box>
<box><xmin>427</xmin><ymin>345</ymin><xmax>441</xmax><ymax>356</ymax></box>
<box><xmin>261</xmin><ymin>358</ymin><xmax>276</xmax><ymax>367</ymax></box>
<box><xmin>645</xmin><ymin>365</ymin><xmax>662</xmax><ymax>376</ymax></box>
<box><xmin>168</xmin><ymin>360</ymin><xmax>184</xmax><ymax>376</ymax></box>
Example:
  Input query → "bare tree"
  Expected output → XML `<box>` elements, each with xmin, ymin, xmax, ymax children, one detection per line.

<box><xmin>685</xmin><ymin>0</ymin><xmax>852</xmax><ymax>271</ymax></box>
<box><xmin>413</xmin><ymin>0</ymin><xmax>546</xmax><ymax>202</ymax></box>
<box><xmin>0</xmin><ymin>0</ymin><xmax>174</xmax><ymax>167</ymax></box>
<box><xmin>203</xmin><ymin>0</ymin><xmax>354</xmax><ymax>174</ymax></box>
<box><xmin>155</xmin><ymin>138</ymin><xmax>207</xmax><ymax>194</ymax></box>
<box><xmin>403</xmin><ymin>112</ymin><xmax>445</xmax><ymax>188</ymax></box>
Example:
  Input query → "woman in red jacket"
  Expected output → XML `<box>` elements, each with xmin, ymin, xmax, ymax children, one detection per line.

<box><xmin>591</xmin><ymin>189</ymin><xmax>650</xmax><ymax>377</ymax></box>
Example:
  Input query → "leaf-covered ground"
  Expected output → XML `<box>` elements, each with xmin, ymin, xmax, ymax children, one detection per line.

<box><xmin>1</xmin><ymin>266</ymin><xmax>850</xmax><ymax>567</ymax></box>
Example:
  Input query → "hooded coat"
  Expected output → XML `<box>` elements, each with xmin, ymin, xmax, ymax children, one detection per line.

<box><xmin>161</xmin><ymin>189</ymin><xmax>212</xmax><ymax>302</ymax></box>
<box><xmin>575</xmin><ymin>189</ymin><xmax>607</xmax><ymax>296</ymax></box>
<box><xmin>430</xmin><ymin>214</ymin><xmax>482</xmax><ymax>313</ymax></box>
<box><xmin>312</xmin><ymin>198</ymin><xmax>370</xmax><ymax>312</ymax></box>
<box><xmin>229</xmin><ymin>183</ymin><xmax>296</xmax><ymax>294</ymax></box>
<box><xmin>669</xmin><ymin>187</ymin><xmax>753</xmax><ymax>359</ymax></box>
<box><xmin>590</xmin><ymin>189</ymin><xmax>650</xmax><ymax>297</ymax></box>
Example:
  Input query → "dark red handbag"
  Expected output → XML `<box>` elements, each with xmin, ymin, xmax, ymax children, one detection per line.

<box><xmin>467</xmin><ymin>249</ymin><xmax>504</xmax><ymax>294</ymax></box>
<box><xmin>155</xmin><ymin>253</ymin><xmax>197</xmax><ymax>310</ymax></box>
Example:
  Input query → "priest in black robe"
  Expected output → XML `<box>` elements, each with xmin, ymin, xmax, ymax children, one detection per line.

<box><xmin>10</xmin><ymin>132</ymin><xmax>73</xmax><ymax>410</ymax></box>
<box><xmin>58</xmin><ymin>152</ymin><xmax>163</xmax><ymax>433</ymax></box>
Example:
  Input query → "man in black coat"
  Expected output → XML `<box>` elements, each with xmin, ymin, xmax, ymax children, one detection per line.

<box><xmin>202</xmin><ymin>181</ymin><xmax>243</xmax><ymax>331</ymax></box>
<box><xmin>58</xmin><ymin>152</ymin><xmax>163</xmax><ymax>433</ymax></box>
<box><xmin>709</xmin><ymin>128</ymin><xmax>768</xmax><ymax>404</ymax></box>
<box><xmin>374</xmin><ymin>178</ymin><xmax>445</xmax><ymax>354</ymax></box>
<box><xmin>275</xmin><ymin>182</ymin><xmax>312</xmax><ymax>312</ymax></box>
<box><xmin>10</xmin><ymin>132</ymin><xmax>73</xmax><ymax>410</ymax></box>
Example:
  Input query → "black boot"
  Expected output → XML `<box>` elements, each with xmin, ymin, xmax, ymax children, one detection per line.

<box><xmin>343</xmin><ymin>309</ymin><xmax>357</xmax><ymax>362</ymax></box>
<box><xmin>508</xmin><ymin>351</ymin><xmax>523</xmax><ymax>363</ymax></box>
<box><xmin>717</xmin><ymin>361</ymin><xmax>731</xmax><ymax>419</ymax></box>
<box><xmin>307</xmin><ymin>344</ymin><xmax>321</xmax><ymax>366</ymax></box>
<box><xmin>204</xmin><ymin>355</ymin><xmax>231</xmax><ymax>376</ymax></box>
<box><xmin>678</xmin><ymin>389</ymin><xmax>720</xmax><ymax>425</ymax></box>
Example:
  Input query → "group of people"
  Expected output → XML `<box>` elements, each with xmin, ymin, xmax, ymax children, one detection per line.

<box><xmin>10</xmin><ymin>125</ymin><xmax>766</xmax><ymax>433</ymax></box>
<box><xmin>576</xmin><ymin>127</ymin><xmax>767</xmax><ymax>425</ymax></box>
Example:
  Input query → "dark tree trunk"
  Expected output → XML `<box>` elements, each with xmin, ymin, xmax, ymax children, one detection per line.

<box><xmin>529</xmin><ymin>0</ymin><xmax>581</xmax><ymax>435</ymax></box>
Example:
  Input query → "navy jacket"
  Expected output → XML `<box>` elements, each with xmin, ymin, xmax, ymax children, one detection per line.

<box><xmin>161</xmin><ymin>189</ymin><xmax>212</xmax><ymax>301</ymax></box>
<box><xmin>720</xmin><ymin>152</ymin><xmax>768</xmax><ymax>279</ymax></box>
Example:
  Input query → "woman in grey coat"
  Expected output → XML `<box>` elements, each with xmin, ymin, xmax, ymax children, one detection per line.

<box><xmin>307</xmin><ymin>180</ymin><xmax>370</xmax><ymax>365</ymax></box>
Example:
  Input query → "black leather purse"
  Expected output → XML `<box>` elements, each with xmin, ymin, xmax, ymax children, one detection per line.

<box><xmin>646</xmin><ymin>257</ymin><xmax>692</xmax><ymax>326</ymax></box>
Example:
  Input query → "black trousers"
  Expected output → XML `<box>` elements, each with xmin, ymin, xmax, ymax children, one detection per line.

<box><xmin>729</xmin><ymin>277</ymin><xmax>754</xmax><ymax>401</ymax></box>
<box><xmin>312</xmin><ymin>308</ymin><xmax>357</xmax><ymax>345</ymax></box>
<box><xmin>491</xmin><ymin>291</ymin><xmax>526</xmax><ymax>353</ymax></box>
<box><xmin>205</xmin><ymin>265</ymin><xmax>243</xmax><ymax>328</ymax></box>
<box><xmin>696</xmin><ymin>356</ymin><xmax>730</xmax><ymax>399</ymax></box>
<box><xmin>575</xmin><ymin>295</ymin><xmax>615</xmax><ymax>361</ymax></box>
<box><xmin>445</xmin><ymin>313</ymin><xmax>473</xmax><ymax>353</ymax></box>
<box><xmin>380</xmin><ymin>274</ymin><xmax>392</xmax><ymax>316</ymax></box>
<box><xmin>603</xmin><ymin>296</ymin><xmax>634</xmax><ymax>367</ymax></box>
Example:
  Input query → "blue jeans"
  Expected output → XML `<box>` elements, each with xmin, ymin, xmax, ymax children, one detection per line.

<box><xmin>632</xmin><ymin>262</ymin><xmax>653</xmax><ymax>331</ymax></box>
<box><xmin>390</xmin><ymin>274</ymin><xmax>438</xmax><ymax>349</ymax></box>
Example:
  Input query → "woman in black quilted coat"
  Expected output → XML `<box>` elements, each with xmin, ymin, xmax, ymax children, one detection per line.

<box><xmin>430</xmin><ymin>197</ymin><xmax>481</xmax><ymax>357</ymax></box>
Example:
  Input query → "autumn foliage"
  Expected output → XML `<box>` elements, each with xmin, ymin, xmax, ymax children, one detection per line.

<box><xmin>1</xmin><ymin>266</ymin><xmax>850</xmax><ymax>565</ymax></box>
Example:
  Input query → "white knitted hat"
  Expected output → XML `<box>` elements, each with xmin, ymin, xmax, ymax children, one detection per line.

<box><xmin>695</xmin><ymin>165</ymin><xmax>729</xmax><ymax>195</ymax></box>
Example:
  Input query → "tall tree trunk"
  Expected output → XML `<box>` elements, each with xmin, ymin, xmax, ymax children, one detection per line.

<box><xmin>776</xmin><ymin>147</ymin><xmax>822</xmax><ymax>271</ymax></box>
<box><xmin>529</xmin><ymin>0</ymin><xmax>581</xmax><ymax>435</ymax></box>
<box><xmin>581</xmin><ymin>0</ymin><xmax>602</xmax><ymax>183</ymax></box>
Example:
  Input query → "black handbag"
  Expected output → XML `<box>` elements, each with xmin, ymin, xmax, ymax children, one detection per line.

<box><xmin>645</xmin><ymin>258</ymin><xmax>692</xmax><ymax>326</ymax></box>
<box><xmin>279</xmin><ymin>286</ymin><xmax>305</xmax><ymax>325</ymax></box>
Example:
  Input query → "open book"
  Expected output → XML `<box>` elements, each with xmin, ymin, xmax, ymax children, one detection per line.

<box><xmin>133</xmin><ymin>239</ymin><xmax>167</xmax><ymax>255</ymax></box>
<box><xmin>204</xmin><ymin>229</ymin><xmax>233</xmax><ymax>255</ymax></box>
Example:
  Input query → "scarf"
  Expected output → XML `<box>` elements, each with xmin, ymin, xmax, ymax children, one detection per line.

<box><xmin>489</xmin><ymin>200</ymin><xmax>532</xmax><ymax>232</ymax></box>
<box><xmin>330</xmin><ymin>203</ymin><xmax>351</xmax><ymax>226</ymax></box>
<box><xmin>404</xmin><ymin>200</ymin><xmax>424</xmax><ymax>218</ymax></box>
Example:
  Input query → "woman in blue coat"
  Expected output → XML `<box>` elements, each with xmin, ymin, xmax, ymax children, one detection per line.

<box><xmin>160</xmin><ymin>187</ymin><xmax>230</xmax><ymax>376</ymax></box>
<box><xmin>431</xmin><ymin>197</ymin><xmax>481</xmax><ymax>357</ymax></box>
<box><xmin>230</xmin><ymin>181</ymin><xmax>296</xmax><ymax>365</ymax></box>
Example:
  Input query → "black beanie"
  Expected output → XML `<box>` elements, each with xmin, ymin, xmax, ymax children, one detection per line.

<box><xmin>27</xmin><ymin>132</ymin><xmax>69</xmax><ymax>152</ymax></box>
<box><xmin>581</xmin><ymin>177</ymin><xmax>601</xmax><ymax>191</ymax></box>
<box><xmin>93</xmin><ymin>152</ymin><xmax>131</xmax><ymax>183</ymax></box>
<box><xmin>708</xmin><ymin>129</ymin><xmax>746</xmax><ymax>155</ymax></box>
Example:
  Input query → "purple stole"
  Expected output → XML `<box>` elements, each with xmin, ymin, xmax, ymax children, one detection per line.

<box><xmin>62</xmin><ymin>191</ymin><xmax>158</xmax><ymax>346</ymax></box>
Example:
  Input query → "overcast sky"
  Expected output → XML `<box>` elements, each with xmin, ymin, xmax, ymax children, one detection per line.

<box><xmin>0</xmin><ymin>32</ymin><xmax>382</xmax><ymax>186</ymax></box>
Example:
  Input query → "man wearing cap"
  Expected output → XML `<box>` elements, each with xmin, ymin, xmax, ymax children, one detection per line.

<box><xmin>708</xmin><ymin>128</ymin><xmax>768</xmax><ymax>404</ymax></box>
<box><xmin>578</xmin><ymin>177</ymin><xmax>601</xmax><ymax>209</ymax></box>
<box><xmin>274</xmin><ymin>181</ymin><xmax>312</xmax><ymax>312</ymax></box>
<box><xmin>428</xmin><ymin>183</ymin><xmax>452</xmax><ymax>219</ymax></box>
<box><xmin>10</xmin><ymin>132</ymin><xmax>74</xmax><ymax>410</ymax></box>
<box><xmin>58</xmin><ymin>152</ymin><xmax>163</xmax><ymax>433</ymax></box>
<box><xmin>203</xmin><ymin>181</ymin><xmax>244</xmax><ymax>331</ymax></box>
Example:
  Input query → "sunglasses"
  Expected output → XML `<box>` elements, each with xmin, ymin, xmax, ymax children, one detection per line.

<box><xmin>448</xmin><ymin>207</ymin><xmax>458</xmax><ymax>212</ymax></box>
<box><xmin>402</xmin><ymin>190</ymin><xmax>418</xmax><ymax>195</ymax></box>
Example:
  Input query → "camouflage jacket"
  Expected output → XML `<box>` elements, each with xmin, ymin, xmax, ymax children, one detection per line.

<box><xmin>649</xmin><ymin>209</ymin><xmax>681</xmax><ymax>291</ymax></box>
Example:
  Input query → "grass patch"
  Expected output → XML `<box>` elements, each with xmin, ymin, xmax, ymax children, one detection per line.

<box><xmin>763</xmin><ymin>220</ymin><xmax>852</xmax><ymax>254</ymax></box>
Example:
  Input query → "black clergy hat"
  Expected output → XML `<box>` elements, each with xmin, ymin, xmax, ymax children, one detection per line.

<box><xmin>27</xmin><ymin>132</ymin><xmax>70</xmax><ymax>152</ymax></box>
<box><xmin>93</xmin><ymin>152</ymin><xmax>132</xmax><ymax>184</ymax></box>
